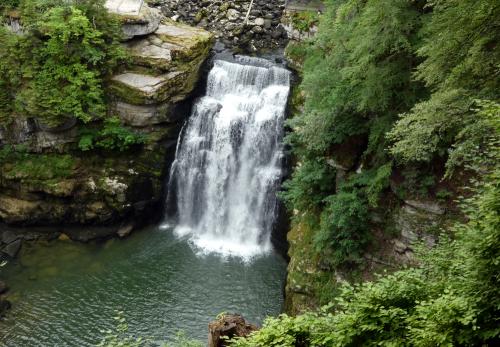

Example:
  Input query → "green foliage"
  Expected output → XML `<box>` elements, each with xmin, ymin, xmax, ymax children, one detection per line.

<box><xmin>281</xmin><ymin>0</ymin><xmax>500</xmax><ymax>268</ymax></box>
<box><xmin>445</xmin><ymin>100</ymin><xmax>500</xmax><ymax>177</ymax></box>
<box><xmin>313</xmin><ymin>164</ymin><xmax>391</xmax><ymax>266</ymax></box>
<box><xmin>316</xmin><ymin>191</ymin><xmax>370</xmax><ymax>266</ymax></box>
<box><xmin>0</xmin><ymin>0</ymin><xmax>126</xmax><ymax>126</ymax></box>
<box><xmin>0</xmin><ymin>145</ymin><xmax>75</xmax><ymax>180</ymax></box>
<box><xmin>290</xmin><ymin>11</ymin><xmax>319</xmax><ymax>33</ymax></box>
<box><xmin>232</xmin><ymin>166</ymin><xmax>500</xmax><ymax>346</ymax></box>
<box><xmin>78</xmin><ymin>117</ymin><xmax>146</xmax><ymax>152</ymax></box>
<box><xmin>389</xmin><ymin>0</ymin><xmax>500</xmax><ymax>164</ymax></box>
<box><xmin>292</xmin><ymin>0</ymin><xmax>423</xmax><ymax>153</ymax></box>
<box><xmin>0</xmin><ymin>27</ymin><xmax>19</xmax><ymax>124</ymax></box>
<box><xmin>388</xmin><ymin>89</ymin><xmax>473</xmax><ymax>162</ymax></box>
<box><xmin>280</xmin><ymin>158</ymin><xmax>336</xmax><ymax>216</ymax></box>
<box><xmin>0</xmin><ymin>0</ymin><xmax>20</xmax><ymax>13</ymax></box>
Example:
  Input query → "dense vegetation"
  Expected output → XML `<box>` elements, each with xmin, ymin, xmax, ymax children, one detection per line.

<box><xmin>0</xmin><ymin>0</ymin><xmax>144</xmax><ymax>151</ymax></box>
<box><xmin>233</xmin><ymin>0</ymin><xmax>500</xmax><ymax>345</ymax></box>
<box><xmin>281</xmin><ymin>0</ymin><xmax>499</xmax><ymax>267</ymax></box>
<box><xmin>233</xmin><ymin>102</ymin><xmax>499</xmax><ymax>346</ymax></box>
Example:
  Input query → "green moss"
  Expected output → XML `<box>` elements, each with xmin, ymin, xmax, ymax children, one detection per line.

<box><xmin>107</xmin><ymin>79</ymin><xmax>152</xmax><ymax>105</ymax></box>
<box><xmin>0</xmin><ymin>147</ymin><xmax>76</xmax><ymax>180</ymax></box>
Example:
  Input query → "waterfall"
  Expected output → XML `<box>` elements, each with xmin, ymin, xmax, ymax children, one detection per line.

<box><xmin>164</xmin><ymin>56</ymin><xmax>291</xmax><ymax>258</ymax></box>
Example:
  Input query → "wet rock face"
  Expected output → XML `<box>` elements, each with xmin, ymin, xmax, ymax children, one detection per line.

<box><xmin>208</xmin><ymin>314</ymin><xmax>257</xmax><ymax>347</ymax></box>
<box><xmin>149</xmin><ymin>0</ymin><xmax>288</xmax><ymax>51</ymax></box>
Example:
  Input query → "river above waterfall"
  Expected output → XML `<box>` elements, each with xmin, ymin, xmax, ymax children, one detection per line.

<box><xmin>0</xmin><ymin>226</ymin><xmax>287</xmax><ymax>346</ymax></box>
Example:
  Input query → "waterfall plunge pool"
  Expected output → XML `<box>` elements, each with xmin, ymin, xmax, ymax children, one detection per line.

<box><xmin>0</xmin><ymin>227</ymin><xmax>287</xmax><ymax>346</ymax></box>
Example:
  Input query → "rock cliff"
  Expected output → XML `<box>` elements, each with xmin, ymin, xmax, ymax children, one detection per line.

<box><xmin>0</xmin><ymin>1</ymin><xmax>214</xmax><ymax>249</ymax></box>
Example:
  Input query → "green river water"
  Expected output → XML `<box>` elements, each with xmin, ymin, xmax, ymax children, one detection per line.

<box><xmin>0</xmin><ymin>226</ymin><xmax>287</xmax><ymax>346</ymax></box>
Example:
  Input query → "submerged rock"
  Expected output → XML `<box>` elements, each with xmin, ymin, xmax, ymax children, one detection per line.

<box><xmin>117</xmin><ymin>224</ymin><xmax>134</xmax><ymax>238</ymax></box>
<box><xmin>2</xmin><ymin>239</ymin><xmax>22</xmax><ymax>258</ymax></box>
<box><xmin>0</xmin><ymin>280</ymin><xmax>8</xmax><ymax>294</ymax></box>
<box><xmin>0</xmin><ymin>298</ymin><xmax>11</xmax><ymax>317</ymax></box>
<box><xmin>208</xmin><ymin>314</ymin><xmax>257</xmax><ymax>347</ymax></box>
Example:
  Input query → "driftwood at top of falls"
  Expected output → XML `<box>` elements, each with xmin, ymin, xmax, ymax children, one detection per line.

<box><xmin>208</xmin><ymin>314</ymin><xmax>258</xmax><ymax>347</ymax></box>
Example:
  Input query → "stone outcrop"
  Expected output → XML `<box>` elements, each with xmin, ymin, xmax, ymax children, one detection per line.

<box><xmin>0</xmin><ymin>1</ymin><xmax>214</xmax><ymax>244</ymax></box>
<box><xmin>208</xmin><ymin>314</ymin><xmax>257</xmax><ymax>347</ymax></box>
<box><xmin>106</xmin><ymin>0</ymin><xmax>162</xmax><ymax>40</ymax></box>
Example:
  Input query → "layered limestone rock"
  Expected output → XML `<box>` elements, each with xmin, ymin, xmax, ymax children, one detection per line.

<box><xmin>110</xmin><ymin>19</ymin><xmax>213</xmax><ymax>127</ymax></box>
<box><xmin>0</xmin><ymin>5</ymin><xmax>214</xmax><ymax>246</ymax></box>
<box><xmin>106</xmin><ymin>0</ymin><xmax>162</xmax><ymax>40</ymax></box>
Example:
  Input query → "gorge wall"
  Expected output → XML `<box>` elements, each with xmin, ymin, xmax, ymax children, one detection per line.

<box><xmin>280</xmin><ymin>1</ymin><xmax>460</xmax><ymax>315</ymax></box>
<box><xmin>0</xmin><ymin>1</ymin><xmax>214</xmax><ymax>251</ymax></box>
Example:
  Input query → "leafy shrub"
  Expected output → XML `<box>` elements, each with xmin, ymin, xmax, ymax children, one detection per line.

<box><xmin>280</xmin><ymin>158</ymin><xmax>336</xmax><ymax>216</ymax></box>
<box><xmin>316</xmin><ymin>190</ymin><xmax>370</xmax><ymax>266</ymax></box>
<box><xmin>389</xmin><ymin>0</ymin><xmax>500</xmax><ymax>165</ymax></box>
<box><xmin>79</xmin><ymin>117</ymin><xmax>146</xmax><ymax>152</ymax></box>
<box><xmin>0</xmin><ymin>0</ymin><xmax>126</xmax><ymax>126</ymax></box>
<box><xmin>0</xmin><ymin>145</ymin><xmax>75</xmax><ymax>180</ymax></box>
<box><xmin>290</xmin><ymin>11</ymin><xmax>319</xmax><ymax>34</ymax></box>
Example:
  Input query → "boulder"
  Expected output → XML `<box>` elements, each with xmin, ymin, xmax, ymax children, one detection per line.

<box><xmin>33</xmin><ymin>128</ymin><xmax>79</xmax><ymax>152</ymax></box>
<box><xmin>1</xmin><ymin>230</ymin><xmax>20</xmax><ymax>245</ymax></box>
<box><xmin>0</xmin><ymin>298</ymin><xmax>11</xmax><ymax>317</ymax></box>
<box><xmin>208</xmin><ymin>314</ymin><xmax>257</xmax><ymax>347</ymax></box>
<box><xmin>226</xmin><ymin>9</ymin><xmax>240</xmax><ymax>21</ymax></box>
<box><xmin>154</xmin><ymin>20</ymin><xmax>214</xmax><ymax>58</ymax></box>
<box><xmin>125</xmin><ymin>36</ymin><xmax>176</xmax><ymax>71</ymax></box>
<box><xmin>0</xmin><ymin>117</ymin><xmax>34</xmax><ymax>145</ymax></box>
<box><xmin>117</xmin><ymin>224</ymin><xmax>134</xmax><ymax>238</ymax></box>
<box><xmin>2</xmin><ymin>239</ymin><xmax>22</xmax><ymax>258</ymax></box>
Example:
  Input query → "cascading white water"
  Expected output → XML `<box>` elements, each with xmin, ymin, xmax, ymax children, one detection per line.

<box><xmin>164</xmin><ymin>56</ymin><xmax>291</xmax><ymax>258</ymax></box>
